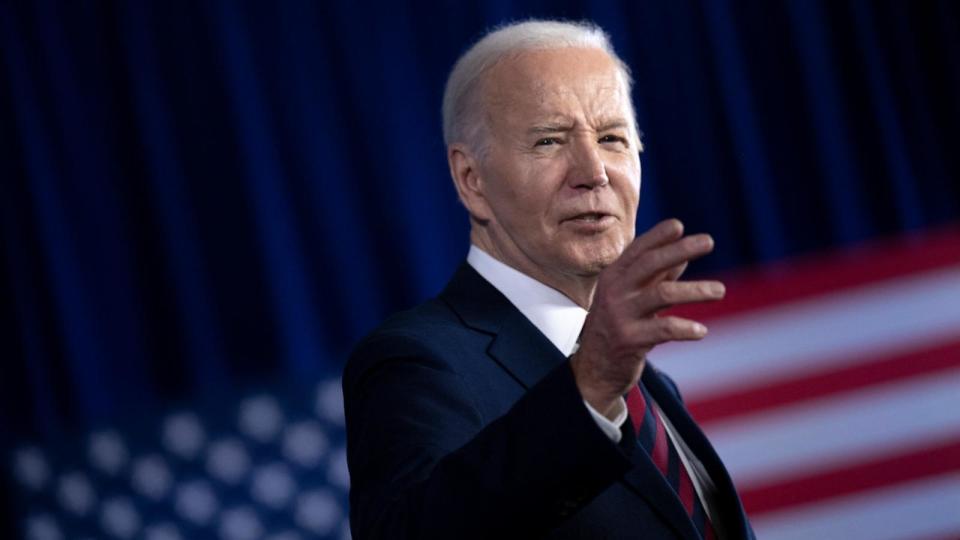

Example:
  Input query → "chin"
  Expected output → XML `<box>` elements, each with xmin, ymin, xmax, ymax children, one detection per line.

<box><xmin>566</xmin><ymin>245</ymin><xmax>623</xmax><ymax>276</ymax></box>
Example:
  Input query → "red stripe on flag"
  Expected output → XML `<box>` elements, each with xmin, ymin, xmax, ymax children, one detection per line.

<box><xmin>688</xmin><ymin>339</ymin><xmax>960</xmax><ymax>425</ymax></box>
<box><xmin>740</xmin><ymin>437</ymin><xmax>960</xmax><ymax>516</ymax></box>
<box><xmin>667</xmin><ymin>224</ymin><xmax>960</xmax><ymax>323</ymax></box>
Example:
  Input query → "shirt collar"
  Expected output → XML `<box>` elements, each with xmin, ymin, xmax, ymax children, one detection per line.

<box><xmin>467</xmin><ymin>245</ymin><xmax>587</xmax><ymax>356</ymax></box>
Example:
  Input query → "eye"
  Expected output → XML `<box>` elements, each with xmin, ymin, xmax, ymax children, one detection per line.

<box><xmin>535</xmin><ymin>137</ymin><xmax>561</xmax><ymax>147</ymax></box>
<box><xmin>598</xmin><ymin>134</ymin><xmax>628</xmax><ymax>145</ymax></box>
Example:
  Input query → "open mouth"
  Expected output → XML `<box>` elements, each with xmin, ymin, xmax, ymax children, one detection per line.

<box><xmin>565</xmin><ymin>212</ymin><xmax>611</xmax><ymax>223</ymax></box>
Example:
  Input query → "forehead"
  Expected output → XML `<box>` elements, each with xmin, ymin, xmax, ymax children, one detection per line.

<box><xmin>483</xmin><ymin>47</ymin><xmax>630</xmax><ymax>123</ymax></box>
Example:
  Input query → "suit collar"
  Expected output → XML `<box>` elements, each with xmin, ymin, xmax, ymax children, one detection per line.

<box><xmin>440</xmin><ymin>262</ymin><xmax>567</xmax><ymax>389</ymax></box>
<box><xmin>466</xmin><ymin>245</ymin><xmax>587</xmax><ymax>357</ymax></box>
<box><xmin>636</xmin><ymin>366</ymin><xmax>754</xmax><ymax>539</ymax></box>
<box><xmin>440</xmin><ymin>262</ymin><xmax>505</xmax><ymax>335</ymax></box>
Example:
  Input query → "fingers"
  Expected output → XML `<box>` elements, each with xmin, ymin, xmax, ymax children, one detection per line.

<box><xmin>618</xmin><ymin>219</ymin><xmax>715</xmax><ymax>285</ymax></box>
<box><xmin>573</xmin><ymin>221</ymin><xmax>720</xmax><ymax>408</ymax></box>
<box><xmin>626</xmin><ymin>233</ymin><xmax>714</xmax><ymax>285</ymax></box>
<box><xmin>619</xmin><ymin>219</ymin><xmax>684</xmax><ymax>265</ymax></box>
<box><xmin>662</xmin><ymin>261</ymin><xmax>688</xmax><ymax>283</ymax></box>
<box><xmin>639</xmin><ymin>316</ymin><xmax>710</xmax><ymax>343</ymax></box>
<box><xmin>630</xmin><ymin>280</ymin><xmax>725</xmax><ymax>316</ymax></box>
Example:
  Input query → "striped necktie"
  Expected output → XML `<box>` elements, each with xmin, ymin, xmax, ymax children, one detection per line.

<box><xmin>627</xmin><ymin>384</ymin><xmax>717</xmax><ymax>539</ymax></box>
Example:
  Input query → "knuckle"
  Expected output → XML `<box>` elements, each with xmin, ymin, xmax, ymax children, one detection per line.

<box><xmin>655</xmin><ymin>281</ymin><xmax>674</xmax><ymax>303</ymax></box>
<box><xmin>659</xmin><ymin>317</ymin><xmax>686</xmax><ymax>339</ymax></box>
<box><xmin>662</xmin><ymin>218</ymin><xmax>683</xmax><ymax>237</ymax></box>
<box><xmin>654</xmin><ymin>317</ymin><xmax>675</xmax><ymax>340</ymax></box>
<box><xmin>642</xmin><ymin>250</ymin><xmax>666</xmax><ymax>273</ymax></box>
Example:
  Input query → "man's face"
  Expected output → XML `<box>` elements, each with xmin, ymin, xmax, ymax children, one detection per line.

<box><xmin>475</xmin><ymin>47</ymin><xmax>641</xmax><ymax>283</ymax></box>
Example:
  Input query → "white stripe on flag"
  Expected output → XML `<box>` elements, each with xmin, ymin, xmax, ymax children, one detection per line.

<box><xmin>705</xmin><ymin>369</ymin><xmax>960</xmax><ymax>485</ymax></box>
<box><xmin>652</xmin><ymin>266</ymin><xmax>960</xmax><ymax>397</ymax></box>
<box><xmin>751</xmin><ymin>473</ymin><xmax>960</xmax><ymax>540</ymax></box>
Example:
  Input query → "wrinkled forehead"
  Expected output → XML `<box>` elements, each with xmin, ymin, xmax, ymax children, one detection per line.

<box><xmin>481</xmin><ymin>48</ymin><xmax>632</xmax><ymax>125</ymax></box>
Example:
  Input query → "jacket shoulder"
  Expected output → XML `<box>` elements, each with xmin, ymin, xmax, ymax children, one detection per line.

<box><xmin>343</xmin><ymin>296</ymin><xmax>479</xmax><ymax>386</ymax></box>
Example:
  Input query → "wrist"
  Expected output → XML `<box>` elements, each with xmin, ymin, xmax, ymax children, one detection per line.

<box><xmin>570</xmin><ymin>352</ymin><xmax>623</xmax><ymax>419</ymax></box>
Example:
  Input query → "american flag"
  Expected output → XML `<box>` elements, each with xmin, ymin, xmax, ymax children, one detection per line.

<box><xmin>657</xmin><ymin>225</ymin><xmax>960</xmax><ymax>539</ymax></box>
<box><xmin>7</xmin><ymin>378</ymin><xmax>351</xmax><ymax>540</ymax></box>
<box><xmin>8</xmin><ymin>227</ymin><xmax>959</xmax><ymax>540</ymax></box>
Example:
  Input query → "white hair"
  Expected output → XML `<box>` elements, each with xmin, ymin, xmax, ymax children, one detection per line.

<box><xmin>441</xmin><ymin>19</ymin><xmax>637</xmax><ymax>152</ymax></box>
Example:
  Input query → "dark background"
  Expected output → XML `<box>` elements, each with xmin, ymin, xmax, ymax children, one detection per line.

<box><xmin>1</xmin><ymin>1</ymin><xmax>958</xmax><ymax>532</ymax></box>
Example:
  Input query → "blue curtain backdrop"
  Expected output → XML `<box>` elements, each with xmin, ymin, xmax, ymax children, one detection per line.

<box><xmin>1</xmin><ymin>0</ymin><xmax>958</xmax><ymax>524</ymax></box>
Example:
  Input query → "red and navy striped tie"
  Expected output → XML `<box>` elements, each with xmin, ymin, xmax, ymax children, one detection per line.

<box><xmin>627</xmin><ymin>384</ymin><xmax>717</xmax><ymax>539</ymax></box>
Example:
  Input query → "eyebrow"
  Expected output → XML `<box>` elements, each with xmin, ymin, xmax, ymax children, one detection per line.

<box><xmin>527</xmin><ymin>122</ymin><xmax>575</xmax><ymax>135</ymax></box>
<box><xmin>597</xmin><ymin>120</ymin><xmax>631</xmax><ymax>132</ymax></box>
<box><xmin>527</xmin><ymin>119</ymin><xmax>632</xmax><ymax>135</ymax></box>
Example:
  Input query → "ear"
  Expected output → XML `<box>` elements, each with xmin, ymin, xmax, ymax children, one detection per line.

<box><xmin>448</xmin><ymin>143</ymin><xmax>493</xmax><ymax>222</ymax></box>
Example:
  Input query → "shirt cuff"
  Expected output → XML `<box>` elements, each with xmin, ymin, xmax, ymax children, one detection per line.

<box><xmin>583</xmin><ymin>397</ymin><xmax>627</xmax><ymax>443</ymax></box>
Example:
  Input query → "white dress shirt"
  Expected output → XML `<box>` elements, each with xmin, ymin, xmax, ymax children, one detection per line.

<box><xmin>467</xmin><ymin>245</ymin><xmax>720</xmax><ymax>525</ymax></box>
<box><xmin>466</xmin><ymin>245</ymin><xmax>628</xmax><ymax>439</ymax></box>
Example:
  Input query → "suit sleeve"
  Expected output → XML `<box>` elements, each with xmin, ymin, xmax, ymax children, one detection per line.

<box><xmin>343</xmin><ymin>333</ymin><xmax>633</xmax><ymax>539</ymax></box>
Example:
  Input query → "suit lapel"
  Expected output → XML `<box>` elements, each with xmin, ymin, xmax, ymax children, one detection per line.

<box><xmin>440</xmin><ymin>263</ymin><xmax>566</xmax><ymax>389</ymax></box>
<box><xmin>618</xmin><ymin>373</ymin><xmax>702</xmax><ymax>539</ymax></box>
<box><xmin>642</xmin><ymin>365</ymin><xmax>753</xmax><ymax>539</ymax></box>
<box><xmin>441</xmin><ymin>262</ymin><xmax>750</xmax><ymax>538</ymax></box>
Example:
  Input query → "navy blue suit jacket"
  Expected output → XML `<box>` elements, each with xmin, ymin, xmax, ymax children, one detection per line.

<box><xmin>344</xmin><ymin>263</ymin><xmax>755</xmax><ymax>539</ymax></box>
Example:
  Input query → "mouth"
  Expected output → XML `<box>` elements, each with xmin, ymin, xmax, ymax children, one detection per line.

<box><xmin>560</xmin><ymin>212</ymin><xmax>618</xmax><ymax>232</ymax></box>
<box><xmin>563</xmin><ymin>212</ymin><xmax>614</xmax><ymax>223</ymax></box>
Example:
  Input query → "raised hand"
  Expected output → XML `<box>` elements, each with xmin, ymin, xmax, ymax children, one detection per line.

<box><xmin>570</xmin><ymin>219</ymin><xmax>725</xmax><ymax>418</ymax></box>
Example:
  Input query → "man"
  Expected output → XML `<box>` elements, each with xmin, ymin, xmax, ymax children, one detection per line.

<box><xmin>344</xmin><ymin>20</ymin><xmax>755</xmax><ymax>539</ymax></box>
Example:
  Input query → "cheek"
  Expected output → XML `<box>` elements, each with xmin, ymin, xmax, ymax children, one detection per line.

<box><xmin>610</xmin><ymin>156</ymin><xmax>641</xmax><ymax>187</ymax></box>
<box><xmin>484</xmin><ymin>167</ymin><xmax>554</xmax><ymax>235</ymax></box>
<box><xmin>618</xmin><ymin>182</ymin><xmax>637</xmax><ymax>213</ymax></box>
<box><xmin>513</xmin><ymin>162</ymin><xmax>565</xmax><ymax>213</ymax></box>
<box><xmin>621</xmin><ymin>163</ymin><xmax>642</xmax><ymax>204</ymax></box>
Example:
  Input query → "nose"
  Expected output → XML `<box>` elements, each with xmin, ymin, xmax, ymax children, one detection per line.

<box><xmin>567</xmin><ymin>138</ymin><xmax>608</xmax><ymax>190</ymax></box>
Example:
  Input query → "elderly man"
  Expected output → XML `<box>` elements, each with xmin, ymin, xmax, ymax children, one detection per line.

<box><xmin>344</xmin><ymin>20</ymin><xmax>754</xmax><ymax>539</ymax></box>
